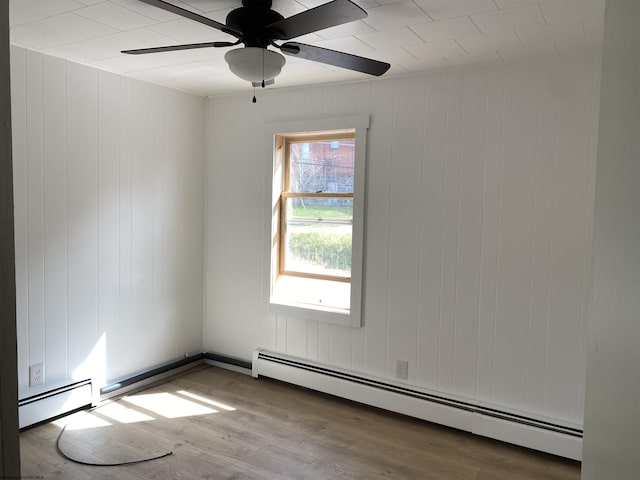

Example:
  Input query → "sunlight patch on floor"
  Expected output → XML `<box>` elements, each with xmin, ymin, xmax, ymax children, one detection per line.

<box><xmin>176</xmin><ymin>390</ymin><xmax>236</xmax><ymax>411</ymax></box>
<box><xmin>53</xmin><ymin>412</ymin><xmax>111</xmax><ymax>431</ymax></box>
<box><xmin>97</xmin><ymin>400</ymin><xmax>155</xmax><ymax>424</ymax></box>
<box><xmin>122</xmin><ymin>392</ymin><xmax>217</xmax><ymax>418</ymax></box>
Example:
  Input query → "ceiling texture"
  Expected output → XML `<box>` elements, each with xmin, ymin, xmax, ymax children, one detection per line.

<box><xmin>9</xmin><ymin>0</ymin><xmax>605</xmax><ymax>97</ymax></box>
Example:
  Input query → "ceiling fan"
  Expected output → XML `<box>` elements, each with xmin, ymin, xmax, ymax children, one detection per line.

<box><xmin>122</xmin><ymin>0</ymin><xmax>390</xmax><ymax>91</ymax></box>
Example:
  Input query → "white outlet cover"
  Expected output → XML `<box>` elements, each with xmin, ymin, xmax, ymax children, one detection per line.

<box><xmin>29</xmin><ymin>362</ymin><xmax>44</xmax><ymax>386</ymax></box>
<box><xmin>395</xmin><ymin>360</ymin><xmax>408</xmax><ymax>380</ymax></box>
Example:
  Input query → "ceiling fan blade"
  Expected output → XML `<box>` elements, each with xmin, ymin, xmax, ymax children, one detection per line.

<box><xmin>265</xmin><ymin>0</ymin><xmax>366</xmax><ymax>41</ymax></box>
<box><xmin>122</xmin><ymin>41</ymin><xmax>236</xmax><ymax>55</ymax></box>
<box><xmin>138</xmin><ymin>0</ymin><xmax>242</xmax><ymax>38</ymax></box>
<box><xmin>280</xmin><ymin>42</ymin><xmax>390</xmax><ymax>76</ymax></box>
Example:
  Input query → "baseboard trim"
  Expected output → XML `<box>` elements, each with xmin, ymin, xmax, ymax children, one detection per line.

<box><xmin>18</xmin><ymin>379</ymin><xmax>92</xmax><ymax>429</ymax></box>
<box><xmin>203</xmin><ymin>353</ymin><xmax>252</xmax><ymax>370</ymax></box>
<box><xmin>253</xmin><ymin>349</ymin><xmax>583</xmax><ymax>460</ymax></box>
<box><xmin>203</xmin><ymin>353</ymin><xmax>253</xmax><ymax>375</ymax></box>
<box><xmin>98</xmin><ymin>353</ymin><xmax>253</xmax><ymax>401</ymax></box>
<box><xmin>100</xmin><ymin>353</ymin><xmax>206</xmax><ymax>400</ymax></box>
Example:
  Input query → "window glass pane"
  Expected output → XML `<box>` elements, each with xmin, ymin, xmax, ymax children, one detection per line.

<box><xmin>283</xmin><ymin>197</ymin><xmax>352</xmax><ymax>278</ymax></box>
<box><xmin>289</xmin><ymin>138</ymin><xmax>355</xmax><ymax>193</ymax></box>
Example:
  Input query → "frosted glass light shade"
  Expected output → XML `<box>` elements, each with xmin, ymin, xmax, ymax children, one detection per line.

<box><xmin>224</xmin><ymin>47</ymin><xmax>285</xmax><ymax>83</ymax></box>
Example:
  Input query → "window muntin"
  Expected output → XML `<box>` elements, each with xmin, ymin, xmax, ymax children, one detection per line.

<box><xmin>279</xmin><ymin>134</ymin><xmax>355</xmax><ymax>282</ymax></box>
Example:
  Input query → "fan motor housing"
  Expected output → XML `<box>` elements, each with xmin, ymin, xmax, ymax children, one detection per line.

<box><xmin>226</xmin><ymin>5</ymin><xmax>285</xmax><ymax>48</ymax></box>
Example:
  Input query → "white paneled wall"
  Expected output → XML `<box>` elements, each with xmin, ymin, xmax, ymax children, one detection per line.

<box><xmin>11</xmin><ymin>46</ymin><xmax>206</xmax><ymax>397</ymax></box>
<box><xmin>205</xmin><ymin>50</ymin><xmax>601</xmax><ymax>425</ymax></box>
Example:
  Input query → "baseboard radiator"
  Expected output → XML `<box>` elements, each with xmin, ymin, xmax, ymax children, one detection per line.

<box><xmin>18</xmin><ymin>379</ymin><xmax>93</xmax><ymax>429</ymax></box>
<box><xmin>252</xmin><ymin>349</ymin><xmax>583</xmax><ymax>461</ymax></box>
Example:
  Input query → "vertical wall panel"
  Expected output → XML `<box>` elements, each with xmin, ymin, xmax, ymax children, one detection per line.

<box><xmin>524</xmin><ymin>60</ymin><xmax>559</xmax><ymax>416</ymax></box>
<box><xmin>184</xmin><ymin>88</ymin><xmax>205</xmax><ymax>357</ymax></box>
<box><xmin>205</xmin><ymin>94</ymin><xmax>231</xmax><ymax>353</ymax></box>
<box><xmin>323</xmin><ymin>82</ymin><xmax>360</xmax><ymax>118</ymax></box>
<box><xmin>205</xmin><ymin>93</ymin><xmax>263</xmax><ymax>359</ymax></box>
<box><xmin>152</xmin><ymin>88</ymin><xmax>168</xmax><ymax>365</ymax></box>
<box><xmin>417</xmin><ymin>72</ymin><xmax>447</xmax><ymax>389</ymax></box>
<box><xmin>66</xmin><ymin>62</ymin><xmax>99</xmax><ymax>382</ymax></box>
<box><xmin>222</xmin><ymin>95</ymin><xmax>249</xmax><ymax>354</ymax></box>
<box><xmin>276</xmin><ymin>314</ymin><xmax>287</xmax><ymax>353</ymax></box>
<box><xmin>25</xmin><ymin>51</ymin><xmax>45</xmax><ymax>371</ymax></box>
<box><xmin>97</xmin><ymin>70</ymin><xmax>121</xmax><ymax>386</ymax></box>
<box><xmin>287</xmin><ymin>317</ymin><xmax>307</xmax><ymax>358</ymax></box>
<box><xmin>544</xmin><ymin>53</ymin><xmax>596</xmax><ymax>420</ymax></box>
<box><xmin>317</xmin><ymin>322</ymin><xmax>329</xmax><ymax>364</ymax></box>
<box><xmin>42</xmin><ymin>55</ymin><xmax>68</xmax><ymax>386</ymax></box>
<box><xmin>278</xmin><ymin>86</ymin><xmax>308</xmax><ymax>120</ymax></box>
<box><xmin>452</xmin><ymin>68</ymin><xmax>487</xmax><ymax>398</ymax></box>
<box><xmin>130</xmin><ymin>81</ymin><xmax>160</xmax><ymax>370</ymax></box>
<box><xmin>386</xmin><ymin>76</ymin><xmax>424</xmax><ymax>383</ymax></box>
<box><xmin>577</xmin><ymin>52</ymin><xmax>601</xmax><ymax>423</ymax></box>
<box><xmin>257</xmin><ymin>90</ymin><xmax>279</xmax><ymax>355</ymax></box>
<box><xmin>10</xmin><ymin>46</ymin><xmax>29</xmax><ymax>392</ymax></box>
<box><xmin>117</xmin><ymin>77</ymin><xmax>133</xmax><ymax>381</ymax></box>
<box><xmin>351</xmin><ymin>325</ymin><xmax>365</xmax><ymax>373</ymax></box>
<box><xmin>233</xmin><ymin>96</ymin><xmax>267</xmax><ymax>357</ymax></box>
<box><xmin>328</xmin><ymin>325</ymin><xmax>352</xmax><ymax>370</ymax></box>
<box><xmin>162</xmin><ymin>89</ymin><xmax>205</xmax><ymax>358</ymax></box>
<box><xmin>205</xmin><ymin>95</ymin><xmax>235</xmax><ymax>354</ymax></box>
<box><xmin>306</xmin><ymin>320</ymin><xmax>319</xmax><ymax>362</ymax></box>
<box><xmin>438</xmin><ymin>71</ymin><xmax>464</xmax><ymax>394</ymax></box>
<box><xmin>491</xmin><ymin>63</ymin><xmax>539</xmax><ymax>410</ymax></box>
<box><xmin>475</xmin><ymin>65</ymin><xmax>505</xmax><ymax>404</ymax></box>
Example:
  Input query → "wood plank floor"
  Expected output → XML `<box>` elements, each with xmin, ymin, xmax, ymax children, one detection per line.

<box><xmin>20</xmin><ymin>366</ymin><xmax>581</xmax><ymax>479</ymax></box>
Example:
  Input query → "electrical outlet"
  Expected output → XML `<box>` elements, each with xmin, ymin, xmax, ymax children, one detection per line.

<box><xmin>395</xmin><ymin>360</ymin><xmax>408</xmax><ymax>380</ymax></box>
<box><xmin>30</xmin><ymin>362</ymin><xmax>44</xmax><ymax>387</ymax></box>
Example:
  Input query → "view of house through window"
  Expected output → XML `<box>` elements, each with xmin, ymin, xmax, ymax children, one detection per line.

<box><xmin>280</xmin><ymin>133</ymin><xmax>355</xmax><ymax>282</ymax></box>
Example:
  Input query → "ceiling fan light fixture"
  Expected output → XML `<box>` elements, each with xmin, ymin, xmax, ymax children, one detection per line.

<box><xmin>224</xmin><ymin>47</ymin><xmax>285</xmax><ymax>83</ymax></box>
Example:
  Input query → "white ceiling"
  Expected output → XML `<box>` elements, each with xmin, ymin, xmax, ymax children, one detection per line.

<box><xmin>9</xmin><ymin>0</ymin><xmax>605</xmax><ymax>97</ymax></box>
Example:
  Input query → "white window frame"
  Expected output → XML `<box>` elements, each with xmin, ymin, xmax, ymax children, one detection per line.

<box><xmin>263</xmin><ymin>116</ymin><xmax>368</xmax><ymax>328</ymax></box>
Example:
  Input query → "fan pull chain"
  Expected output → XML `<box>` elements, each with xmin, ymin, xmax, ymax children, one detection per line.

<box><xmin>262</xmin><ymin>49</ymin><xmax>266</xmax><ymax>88</ymax></box>
<box><xmin>252</xmin><ymin>49</ymin><xmax>265</xmax><ymax>103</ymax></box>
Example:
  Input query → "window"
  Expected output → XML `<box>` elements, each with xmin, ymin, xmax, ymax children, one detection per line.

<box><xmin>265</xmin><ymin>117</ymin><xmax>368</xmax><ymax>327</ymax></box>
<box><xmin>280</xmin><ymin>133</ymin><xmax>354</xmax><ymax>282</ymax></box>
